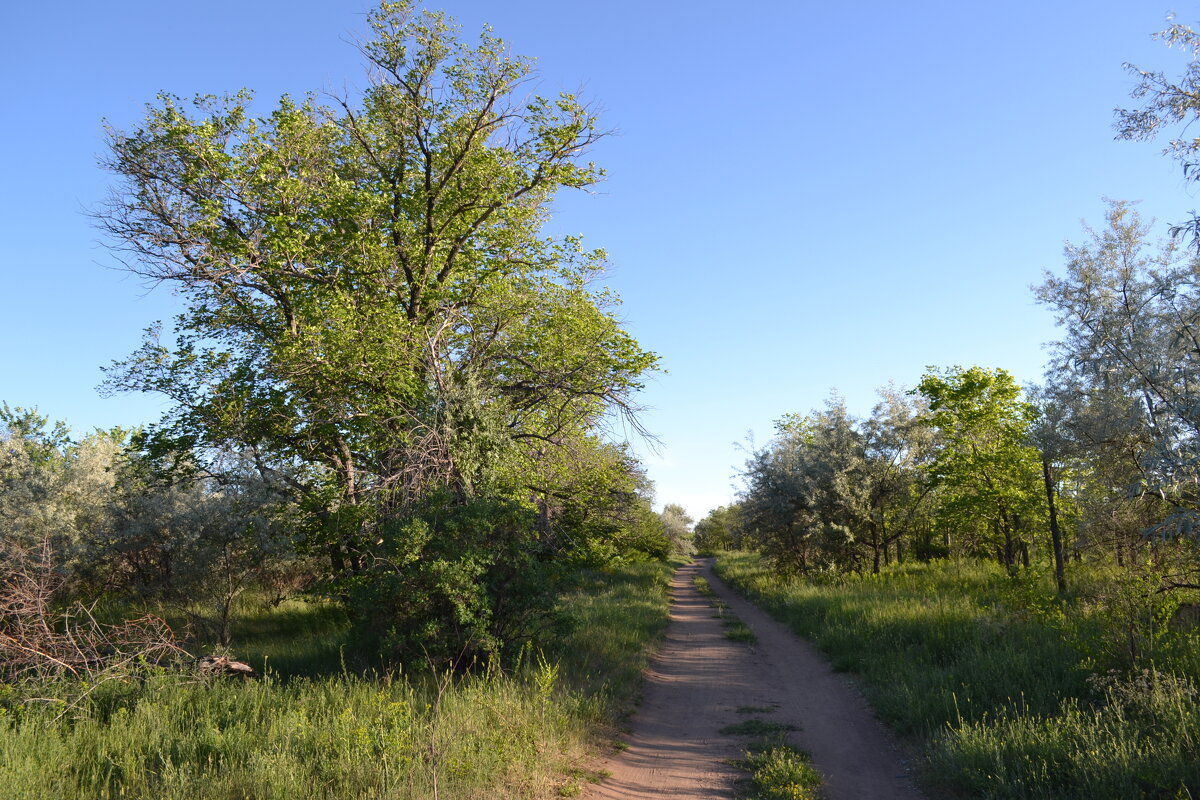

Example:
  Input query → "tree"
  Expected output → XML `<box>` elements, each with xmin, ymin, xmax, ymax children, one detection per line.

<box><xmin>1036</xmin><ymin>203</ymin><xmax>1200</xmax><ymax>515</ymax></box>
<box><xmin>1117</xmin><ymin>16</ymin><xmax>1200</xmax><ymax>246</ymax></box>
<box><xmin>0</xmin><ymin>405</ymin><xmax>125</xmax><ymax>588</ymax></box>
<box><xmin>1036</xmin><ymin>202</ymin><xmax>1200</xmax><ymax>589</ymax></box>
<box><xmin>693</xmin><ymin>504</ymin><xmax>744</xmax><ymax>552</ymax></box>
<box><xmin>95</xmin><ymin>2</ymin><xmax>657</xmax><ymax>661</ymax></box>
<box><xmin>659</xmin><ymin>503</ymin><xmax>694</xmax><ymax>555</ymax></box>
<box><xmin>915</xmin><ymin>366</ymin><xmax>1043</xmax><ymax>570</ymax></box>
<box><xmin>97</xmin><ymin>2</ymin><xmax>655</xmax><ymax>562</ymax></box>
<box><xmin>861</xmin><ymin>384</ymin><xmax>936</xmax><ymax>570</ymax></box>
<box><xmin>739</xmin><ymin>398</ymin><xmax>871</xmax><ymax>573</ymax></box>
<box><xmin>1025</xmin><ymin>385</ymin><xmax>1075</xmax><ymax>595</ymax></box>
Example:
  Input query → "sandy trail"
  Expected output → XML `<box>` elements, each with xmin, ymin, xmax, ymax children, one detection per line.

<box><xmin>585</xmin><ymin>559</ymin><xmax>923</xmax><ymax>800</ymax></box>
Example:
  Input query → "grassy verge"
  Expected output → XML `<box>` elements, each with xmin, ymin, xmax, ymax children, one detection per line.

<box><xmin>713</xmin><ymin>551</ymin><xmax>1200</xmax><ymax>799</ymax></box>
<box><xmin>0</xmin><ymin>560</ymin><xmax>675</xmax><ymax>800</ymax></box>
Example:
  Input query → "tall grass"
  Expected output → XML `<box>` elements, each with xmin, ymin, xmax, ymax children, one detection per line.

<box><xmin>714</xmin><ymin>552</ymin><xmax>1200</xmax><ymax>799</ymax></box>
<box><xmin>0</xmin><ymin>560</ymin><xmax>674</xmax><ymax>800</ymax></box>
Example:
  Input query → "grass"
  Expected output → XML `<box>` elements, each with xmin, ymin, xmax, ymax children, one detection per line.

<box><xmin>737</xmin><ymin>746</ymin><xmax>823</xmax><ymax>800</ymax></box>
<box><xmin>720</xmin><ymin>718</ymin><xmax>798</xmax><ymax>737</ymax></box>
<box><xmin>694</xmin><ymin>571</ymin><xmax>816</xmax><ymax>797</ymax></box>
<box><xmin>722</xmin><ymin>713</ymin><xmax>819</xmax><ymax>800</ymax></box>
<box><xmin>0</xmin><ymin>559</ymin><xmax>676</xmax><ymax>800</ymax></box>
<box><xmin>714</xmin><ymin>550</ymin><xmax>1200</xmax><ymax>799</ymax></box>
<box><xmin>693</xmin><ymin>574</ymin><xmax>759</xmax><ymax>645</ymax></box>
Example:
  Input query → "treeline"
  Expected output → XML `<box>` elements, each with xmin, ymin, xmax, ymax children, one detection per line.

<box><xmin>699</xmin><ymin>203</ymin><xmax>1200</xmax><ymax>602</ymax></box>
<box><xmin>699</xmin><ymin>18</ymin><xmax>1200</xmax><ymax>604</ymax></box>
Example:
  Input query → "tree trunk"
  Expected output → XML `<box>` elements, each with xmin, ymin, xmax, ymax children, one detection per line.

<box><xmin>1041</xmin><ymin>454</ymin><xmax>1067</xmax><ymax>595</ymax></box>
<box><xmin>1001</xmin><ymin>521</ymin><xmax>1015</xmax><ymax>569</ymax></box>
<box><xmin>870</xmin><ymin>523</ymin><xmax>881</xmax><ymax>574</ymax></box>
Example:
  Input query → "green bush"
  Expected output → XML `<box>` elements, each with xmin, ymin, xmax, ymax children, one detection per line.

<box><xmin>341</xmin><ymin>495</ymin><xmax>564</xmax><ymax>668</ymax></box>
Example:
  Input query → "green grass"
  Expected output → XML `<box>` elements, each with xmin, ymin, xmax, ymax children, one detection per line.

<box><xmin>0</xmin><ymin>560</ymin><xmax>675</xmax><ymax>800</ymax></box>
<box><xmin>693</xmin><ymin>574</ymin><xmax>758</xmax><ymax>644</ymax></box>
<box><xmin>737</xmin><ymin>746</ymin><xmax>823</xmax><ymax>800</ymax></box>
<box><xmin>723</xmin><ymin>619</ymin><xmax>759</xmax><ymax>645</ymax></box>
<box><xmin>721</xmin><ymin>718</ymin><xmax>798</xmax><ymax>737</ymax></box>
<box><xmin>721</xmin><ymin>712</ymin><xmax>819</xmax><ymax>800</ymax></box>
<box><xmin>714</xmin><ymin>551</ymin><xmax>1200</xmax><ymax>799</ymax></box>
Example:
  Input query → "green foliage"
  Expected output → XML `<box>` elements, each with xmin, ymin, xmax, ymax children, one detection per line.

<box><xmin>93</xmin><ymin>1</ymin><xmax>659</xmax><ymax>657</ymax></box>
<box><xmin>694</xmin><ymin>504</ymin><xmax>745</xmax><ymax>553</ymax></box>
<box><xmin>721</xmin><ymin>703</ymin><xmax>818</xmax><ymax>800</ymax></box>
<box><xmin>738</xmin><ymin>387</ymin><xmax>932</xmax><ymax>574</ymax></box>
<box><xmin>340</xmin><ymin>494</ymin><xmax>562</xmax><ymax>668</ymax></box>
<box><xmin>97</xmin><ymin>1</ymin><xmax>656</xmax><ymax>510</ymax></box>
<box><xmin>659</xmin><ymin>502</ymin><xmax>694</xmax><ymax>555</ymax></box>
<box><xmin>720</xmin><ymin>718</ymin><xmax>797</xmax><ymax>737</ymax></box>
<box><xmin>916</xmin><ymin>366</ymin><xmax>1044</xmax><ymax>567</ymax></box>
<box><xmin>932</xmin><ymin>669</ymin><xmax>1200</xmax><ymax>799</ymax></box>
<box><xmin>738</xmin><ymin>746</ymin><xmax>823</xmax><ymax>800</ymax></box>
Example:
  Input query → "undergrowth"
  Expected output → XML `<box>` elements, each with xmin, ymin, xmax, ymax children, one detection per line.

<box><xmin>0</xmin><ymin>560</ymin><xmax>675</xmax><ymax>800</ymax></box>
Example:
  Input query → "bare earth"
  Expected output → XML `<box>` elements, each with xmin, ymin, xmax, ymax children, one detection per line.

<box><xmin>585</xmin><ymin>559</ymin><xmax>924</xmax><ymax>800</ymax></box>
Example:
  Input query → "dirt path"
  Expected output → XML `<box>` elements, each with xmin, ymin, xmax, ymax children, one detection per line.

<box><xmin>585</xmin><ymin>559</ymin><xmax>923</xmax><ymax>800</ymax></box>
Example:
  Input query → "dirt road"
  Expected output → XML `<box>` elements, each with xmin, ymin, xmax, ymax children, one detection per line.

<box><xmin>585</xmin><ymin>559</ymin><xmax>923</xmax><ymax>800</ymax></box>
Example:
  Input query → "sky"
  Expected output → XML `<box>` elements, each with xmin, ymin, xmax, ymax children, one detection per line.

<box><xmin>2</xmin><ymin>1</ymin><xmax>1198</xmax><ymax>519</ymax></box>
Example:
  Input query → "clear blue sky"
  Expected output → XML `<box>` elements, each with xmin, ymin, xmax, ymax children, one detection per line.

<box><xmin>1</xmin><ymin>1</ymin><xmax>1195</xmax><ymax>518</ymax></box>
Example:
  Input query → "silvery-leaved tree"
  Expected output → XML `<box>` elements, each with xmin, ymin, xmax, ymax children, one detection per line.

<box><xmin>95</xmin><ymin>2</ymin><xmax>657</xmax><ymax>584</ymax></box>
<box><xmin>1037</xmin><ymin>202</ymin><xmax>1200</xmax><ymax>589</ymax></box>
<box><xmin>1117</xmin><ymin>16</ymin><xmax>1200</xmax><ymax>246</ymax></box>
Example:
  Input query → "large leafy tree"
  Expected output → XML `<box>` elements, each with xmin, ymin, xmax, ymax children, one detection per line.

<box><xmin>96</xmin><ymin>3</ymin><xmax>657</xmax><ymax>577</ymax></box>
<box><xmin>916</xmin><ymin>366</ymin><xmax>1043</xmax><ymax>569</ymax></box>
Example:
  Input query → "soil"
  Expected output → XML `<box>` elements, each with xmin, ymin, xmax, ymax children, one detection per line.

<box><xmin>584</xmin><ymin>558</ymin><xmax>924</xmax><ymax>800</ymax></box>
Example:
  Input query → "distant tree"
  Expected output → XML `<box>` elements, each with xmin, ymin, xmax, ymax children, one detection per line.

<box><xmin>739</xmin><ymin>415</ymin><xmax>822</xmax><ymax>573</ymax></box>
<box><xmin>915</xmin><ymin>367</ymin><xmax>1043</xmax><ymax>570</ymax></box>
<box><xmin>693</xmin><ymin>504</ymin><xmax>744</xmax><ymax>552</ymax></box>
<box><xmin>660</xmin><ymin>503</ymin><xmax>694</xmax><ymax>555</ymax></box>
<box><xmin>740</xmin><ymin>398</ymin><xmax>872</xmax><ymax>573</ymax></box>
<box><xmin>1025</xmin><ymin>384</ymin><xmax>1077</xmax><ymax>595</ymax></box>
<box><xmin>861</xmin><ymin>384</ymin><xmax>936</xmax><ymax>570</ymax></box>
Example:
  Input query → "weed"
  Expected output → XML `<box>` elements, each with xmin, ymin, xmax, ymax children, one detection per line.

<box><xmin>721</xmin><ymin>718</ymin><xmax>798</xmax><ymax>738</ymax></box>
<box><xmin>738</xmin><ymin>745</ymin><xmax>823</xmax><ymax>800</ymax></box>
<box><xmin>724</xmin><ymin>619</ymin><xmax>758</xmax><ymax>645</ymax></box>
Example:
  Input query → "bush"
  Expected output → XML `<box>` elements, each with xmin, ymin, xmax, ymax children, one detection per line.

<box><xmin>341</xmin><ymin>495</ymin><xmax>564</xmax><ymax>669</ymax></box>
